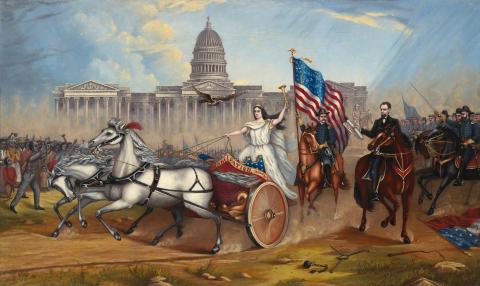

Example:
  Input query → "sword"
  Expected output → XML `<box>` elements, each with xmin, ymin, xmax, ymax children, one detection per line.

<box><xmin>343</xmin><ymin>120</ymin><xmax>364</xmax><ymax>139</ymax></box>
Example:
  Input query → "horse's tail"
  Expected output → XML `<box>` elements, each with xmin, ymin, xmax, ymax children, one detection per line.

<box><xmin>354</xmin><ymin>182</ymin><xmax>374</xmax><ymax>212</ymax></box>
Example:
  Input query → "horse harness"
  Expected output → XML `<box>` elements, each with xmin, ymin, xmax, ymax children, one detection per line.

<box><xmin>97</xmin><ymin>162</ymin><xmax>213</xmax><ymax>206</ymax></box>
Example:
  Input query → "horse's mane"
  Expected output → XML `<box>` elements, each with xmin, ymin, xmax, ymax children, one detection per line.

<box><xmin>54</xmin><ymin>154</ymin><xmax>112</xmax><ymax>175</ymax></box>
<box><xmin>128</xmin><ymin>130</ymin><xmax>160</xmax><ymax>164</ymax></box>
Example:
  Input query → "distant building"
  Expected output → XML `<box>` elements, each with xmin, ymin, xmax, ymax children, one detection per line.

<box><xmin>53</xmin><ymin>18</ymin><xmax>367</xmax><ymax>135</ymax></box>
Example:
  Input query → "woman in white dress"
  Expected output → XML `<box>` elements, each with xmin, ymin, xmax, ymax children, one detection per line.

<box><xmin>225</xmin><ymin>104</ymin><xmax>297</xmax><ymax>200</ymax></box>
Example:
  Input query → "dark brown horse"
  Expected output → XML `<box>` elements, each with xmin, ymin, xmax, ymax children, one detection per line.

<box><xmin>297</xmin><ymin>130</ymin><xmax>340</xmax><ymax>218</ymax></box>
<box><xmin>354</xmin><ymin>125</ymin><xmax>415</xmax><ymax>243</ymax></box>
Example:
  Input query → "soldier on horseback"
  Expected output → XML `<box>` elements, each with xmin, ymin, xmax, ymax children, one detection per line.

<box><xmin>453</xmin><ymin>105</ymin><xmax>479</xmax><ymax>186</ymax></box>
<box><xmin>360</xmin><ymin>101</ymin><xmax>408</xmax><ymax>201</ymax></box>
<box><xmin>300</xmin><ymin>108</ymin><xmax>337</xmax><ymax>182</ymax></box>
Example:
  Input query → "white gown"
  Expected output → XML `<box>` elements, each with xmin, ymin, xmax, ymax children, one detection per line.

<box><xmin>239</xmin><ymin>119</ymin><xmax>297</xmax><ymax>200</ymax></box>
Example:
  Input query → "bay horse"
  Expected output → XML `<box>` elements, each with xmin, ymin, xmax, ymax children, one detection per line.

<box><xmin>297</xmin><ymin>129</ymin><xmax>340</xmax><ymax>219</ymax></box>
<box><xmin>354</xmin><ymin>125</ymin><xmax>415</xmax><ymax>243</ymax></box>
<box><xmin>415</xmin><ymin>128</ymin><xmax>479</xmax><ymax>215</ymax></box>
<box><xmin>86</xmin><ymin>119</ymin><xmax>223</xmax><ymax>254</ymax></box>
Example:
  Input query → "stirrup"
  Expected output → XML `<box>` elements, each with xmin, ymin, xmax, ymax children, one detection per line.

<box><xmin>371</xmin><ymin>192</ymin><xmax>380</xmax><ymax>201</ymax></box>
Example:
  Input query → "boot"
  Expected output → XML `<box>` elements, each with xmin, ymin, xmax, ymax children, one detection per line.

<box><xmin>453</xmin><ymin>172</ymin><xmax>463</xmax><ymax>186</ymax></box>
<box><xmin>370</xmin><ymin>175</ymin><xmax>380</xmax><ymax>201</ymax></box>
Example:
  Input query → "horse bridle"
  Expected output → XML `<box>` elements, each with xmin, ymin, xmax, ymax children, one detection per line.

<box><xmin>424</xmin><ymin>133</ymin><xmax>456</xmax><ymax>158</ymax></box>
<box><xmin>95</xmin><ymin>132</ymin><xmax>124</xmax><ymax>150</ymax></box>
<box><xmin>299</xmin><ymin>132</ymin><xmax>319</xmax><ymax>155</ymax></box>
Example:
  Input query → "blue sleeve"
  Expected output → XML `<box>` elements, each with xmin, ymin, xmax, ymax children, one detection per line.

<box><xmin>473</xmin><ymin>123</ymin><xmax>480</xmax><ymax>142</ymax></box>
<box><xmin>328</xmin><ymin>127</ymin><xmax>336</xmax><ymax>146</ymax></box>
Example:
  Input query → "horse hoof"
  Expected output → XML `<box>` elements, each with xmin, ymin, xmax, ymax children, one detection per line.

<box><xmin>403</xmin><ymin>237</ymin><xmax>411</xmax><ymax>244</ymax></box>
<box><xmin>390</xmin><ymin>219</ymin><xmax>396</xmax><ymax>226</ymax></box>
<box><xmin>66</xmin><ymin>221</ymin><xmax>73</xmax><ymax>228</ymax></box>
<box><xmin>81</xmin><ymin>221</ymin><xmax>88</xmax><ymax>228</ymax></box>
<box><xmin>125</xmin><ymin>228</ymin><xmax>134</xmax><ymax>235</ymax></box>
<box><xmin>176</xmin><ymin>230</ymin><xmax>183</xmax><ymax>239</ymax></box>
<box><xmin>418</xmin><ymin>197</ymin><xmax>424</xmax><ymax>205</ymax></box>
<box><xmin>426</xmin><ymin>193</ymin><xmax>433</xmax><ymax>200</ymax></box>
<box><xmin>51</xmin><ymin>231</ymin><xmax>59</xmax><ymax>238</ymax></box>
<box><xmin>113</xmin><ymin>232</ymin><xmax>121</xmax><ymax>241</ymax></box>
<box><xmin>381</xmin><ymin>220</ymin><xmax>388</xmax><ymax>228</ymax></box>
<box><xmin>151</xmin><ymin>238</ymin><xmax>160</xmax><ymax>245</ymax></box>
<box><xmin>359</xmin><ymin>225</ymin><xmax>366</xmax><ymax>232</ymax></box>
<box><xmin>211</xmin><ymin>246</ymin><xmax>220</xmax><ymax>255</ymax></box>
<box><xmin>427</xmin><ymin>208</ymin><xmax>435</xmax><ymax>216</ymax></box>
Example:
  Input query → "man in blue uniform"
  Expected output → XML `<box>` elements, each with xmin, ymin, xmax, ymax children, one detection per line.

<box><xmin>299</xmin><ymin>107</ymin><xmax>337</xmax><ymax>182</ymax></box>
<box><xmin>314</xmin><ymin>108</ymin><xmax>336</xmax><ymax>180</ymax></box>
<box><xmin>453</xmin><ymin>106</ymin><xmax>479</xmax><ymax>186</ymax></box>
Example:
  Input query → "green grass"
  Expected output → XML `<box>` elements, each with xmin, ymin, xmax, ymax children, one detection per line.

<box><xmin>186</xmin><ymin>260</ymin><xmax>226</xmax><ymax>278</ymax></box>
<box><xmin>2</xmin><ymin>264</ymin><xmax>195</xmax><ymax>286</ymax></box>
<box><xmin>328</xmin><ymin>251</ymin><xmax>480</xmax><ymax>286</ymax></box>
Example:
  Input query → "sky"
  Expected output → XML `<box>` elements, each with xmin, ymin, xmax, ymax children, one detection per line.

<box><xmin>0</xmin><ymin>0</ymin><xmax>479</xmax><ymax>117</ymax></box>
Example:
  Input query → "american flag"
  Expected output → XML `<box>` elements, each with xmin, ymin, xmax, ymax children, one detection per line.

<box><xmin>293</xmin><ymin>57</ymin><xmax>349</xmax><ymax>153</ymax></box>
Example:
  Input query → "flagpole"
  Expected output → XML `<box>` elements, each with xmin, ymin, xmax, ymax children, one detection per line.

<box><xmin>409</xmin><ymin>82</ymin><xmax>435</xmax><ymax>112</ymax></box>
<box><xmin>288</xmin><ymin>48</ymin><xmax>302</xmax><ymax>164</ymax></box>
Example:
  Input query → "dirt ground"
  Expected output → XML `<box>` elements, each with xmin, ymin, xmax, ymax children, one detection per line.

<box><xmin>0</xmin><ymin>150</ymin><xmax>479</xmax><ymax>286</ymax></box>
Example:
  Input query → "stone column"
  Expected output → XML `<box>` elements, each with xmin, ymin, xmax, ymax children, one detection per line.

<box><xmin>126</xmin><ymin>99</ymin><xmax>131</xmax><ymax>122</ymax></box>
<box><xmin>149</xmin><ymin>104</ymin><xmax>154</xmax><ymax>130</ymax></box>
<box><xmin>158</xmin><ymin>98</ymin><xmax>162</xmax><ymax>130</ymax></box>
<box><xmin>66</xmin><ymin>98</ymin><xmax>70</xmax><ymax>122</ymax></box>
<box><xmin>184</xmin><ymin>97</ymin><xmax>188</xmax><ymax>130</ymax></box>
<box><xmin>118</xmin><ymin>98</ymin><xmax>122</xmax><ymax>118</ymax></box>
<box><xmin>84</xmin><ymin>97</ymin><xmax>89</xmax><ymax>122</ymax></box>
<box><xmin>113</xmin><ymin>97</ymin><xmax>117</xmax><ymax>117</ymax></box>
<box><xmin>193</xmin><ymin>100</ymin><xmax>198</xmax><ymax>129</ymax></box>
<box><xmin>55</xmin><ymin>99</ymin><xmax>59</xmax><ymax>119</ymax></box>
<box><xmin>166</xmin><ymin>99</ymin><xmax>171</xmax><ymax>133</ymax></box>
<box><xmin>95</xmin><ymin>97</ymin><xmax>100</xmax><ymax>124</ymax></box>
<box><xmin>143</xmin><ymin>102</ymin><xmax>148</xmax><ymax>127</ymax></box>
<box><xmin>104</xmin><ymin>97</ymin><xmax>109</xmax><ymax>120</ymax></box>
<box><xmin>75</xmin><ymin>97</ymin><xmax>80</xmax><ymax>123</ymax></box>
<box><xmin>222</xmin><ymin>102</ymin><xmax>226</xmax><ymax>130</ymax></box>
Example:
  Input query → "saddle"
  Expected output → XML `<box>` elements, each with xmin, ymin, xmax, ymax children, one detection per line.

<box><xmin>455</xmin><ymin>150</ymin><xmax>480</xmax><ymax>170</ymax></box>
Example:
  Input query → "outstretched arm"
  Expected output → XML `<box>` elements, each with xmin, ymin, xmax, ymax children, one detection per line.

<box><xmin>225</xmin><ymin>126</ymin><xmax>248</xmax><ymax>137</ymax></box>
<box><xmin>272</xmin><ymin>104</ymin><xmax>288</xmax><ymax>126</ymax></box>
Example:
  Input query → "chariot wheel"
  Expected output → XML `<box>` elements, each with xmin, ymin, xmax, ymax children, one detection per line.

<box><xmin>245</xmin><ymin>182</ymin><xmax>289</xmax><ymax>248</ymax></box>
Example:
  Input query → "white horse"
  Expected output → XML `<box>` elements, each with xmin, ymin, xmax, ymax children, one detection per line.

<box><xmin>86</xmin><ymin>119</ymin><xmax>223</xmax><ymax>254</ymax></box>
<box><xmin>48</xmin><ymin>154</ymin><xmax>112</xmax><ymax>236</ymax></box>
<box><xmin>49</xmin><ymin>156</ymin><xmax>186</xmax><ymax>242</ymax></box>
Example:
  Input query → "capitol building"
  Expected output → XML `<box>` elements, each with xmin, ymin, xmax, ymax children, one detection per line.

<box><xmin>53</xmin><ymin>18</ymin><xmax>368</xmax><ymax>136</ymax></box>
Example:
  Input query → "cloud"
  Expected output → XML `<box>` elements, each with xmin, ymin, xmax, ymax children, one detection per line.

<box><xmin>318</xmin><ymin>8</ymin><xmax>382</xmax><ymax>29</ymax></box>
<box><xmin>142</xmin><ymin>19</ymin><xmax>175</xmax><ymax>41</ymax></box>
<box><xmin>155</xmin><ymin>0</ymin><xmax>226</xmax><ymax>13</ymax></box>
<box><xmin>87</xmin><ymin>55</ymin><xmax>158</xmax><ymax>91</ymax></box>
<box><xmin>73</xmin><ymin>12</ymin><xmax>117</xmax><ymax>42</ymax></box>
<box><xmin>134</xmin><ymin>3</ymin><xmax>159</xmax><ymax>18</ymax></box>
<box><xmin>392</xmin><ymin>19</ymin><xmax>413</xmax><ymax>36</ymax></box>
<box><xmin>317</xmin><ymin>8</ymin><xmax>413</xmax><ymax>35</ymax></box>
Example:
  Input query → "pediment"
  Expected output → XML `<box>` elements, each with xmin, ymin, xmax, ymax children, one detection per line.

<box><xmin>66</xmin><ymin>80</ymin><xmax>118</xmax><ymax>91</ymax></box>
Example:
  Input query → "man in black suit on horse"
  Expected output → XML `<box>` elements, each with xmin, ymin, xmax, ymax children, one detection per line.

<box><xmin>360</xmin><ymin>101</ymin><xmax>409</xmax><ymax>201</ymax></box>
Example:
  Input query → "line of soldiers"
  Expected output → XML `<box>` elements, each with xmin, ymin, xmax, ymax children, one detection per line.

<box><xmin>299</xmin><ymin>102</ymin><xmax>479</xmax><ymax>202</ymax></box>
<box><xmin>429</xmin><ymin>106</ymin><xmax>480</xmax><ymax>186</ymax></box>
<box><xmin>0</xmin><ymin>133</ymin><xmax>81</xmax><ymax>213</ymax></box>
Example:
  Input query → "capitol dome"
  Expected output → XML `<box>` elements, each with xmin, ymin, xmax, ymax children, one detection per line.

<box><xmin>189</xmin><ymin>17</ymin><xmax>229</xmax><ymax>82</ymax></box>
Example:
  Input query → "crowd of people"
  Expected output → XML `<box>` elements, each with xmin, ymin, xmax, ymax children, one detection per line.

<box><xmin>0</xmin><ymin>132</ymin><xmax>235</xmax><ymax>211</ymax></box>
<box><xmin>0</xmin><ymin>133</ymin><xmax>84</xmax><ymax>209</ymax></box>
<box><xmin>400</xmin><ymin>108</ymin><xmax>480</xmax><ymax>140</ymax></box>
